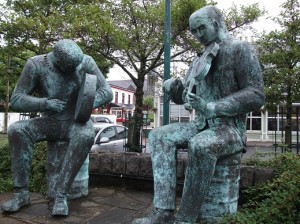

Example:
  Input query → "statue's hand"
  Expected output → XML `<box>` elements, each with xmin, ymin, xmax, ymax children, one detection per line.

<box><xmin>163</xmin><ymin>78</ymin><xmax>181</xmax><ymax>101</ymax></box>
<box><xmin>46</xmin><ymin>99</ymin><xmax>66</xmax><ymax>112</ymax></box>
<box><xmin>186</xmin><ymin>93</ymin><xmax>207</xmax><ymax>112</ymax></box>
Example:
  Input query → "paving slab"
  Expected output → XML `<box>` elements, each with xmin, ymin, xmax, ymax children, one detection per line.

<box><xmin>0</xmin><ymin>187</ymin><xmax>153</xmax><ymax>224</ymax></box>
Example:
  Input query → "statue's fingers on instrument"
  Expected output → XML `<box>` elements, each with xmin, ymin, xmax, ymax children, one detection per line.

<box><xmin>187</xmin><ymin>93</ymin><xmax>197</xmax><ymax>102</ymax></box>
<box><xmin>188</xmin><ymin>93</ymin><xmax>197</xmax><ymax>98</ymax></box>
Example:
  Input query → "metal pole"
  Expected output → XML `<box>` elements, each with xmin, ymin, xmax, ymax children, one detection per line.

<box><xmin>281</xmin><ymin>107</ymin><xmax>284</xmax><ymax>152</ymax></box>
<box><xmin>163</xmin><ymin>0</ymin><xmax>171</xmax><ymax>125</ymax></box>
<box><xmin>296</xmin><ymin>107</ymin><xmax>299</xmax><ymax>153</ymax></box>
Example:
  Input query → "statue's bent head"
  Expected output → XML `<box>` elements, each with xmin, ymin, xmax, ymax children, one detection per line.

<box><xmin>189</xmin><ymin>5</ymin><xmax>228</xmax><ymax>46</ymax></box>
<box><xmin>53</xmin><ymin>39</ymin><xmax>84</xmax><ymax>73</ymax></box>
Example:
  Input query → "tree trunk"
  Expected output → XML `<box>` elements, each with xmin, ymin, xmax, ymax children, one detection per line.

<box><xmin>285</xmin><ymin>90</ymin><xmax>292</xmax><ymax>150</ymax></box>
<box><xmin>127</xmin><ymin>78</ymin><xmax>144</xmax><ymax>152</ymax></box>
<box><xmin>285</xmin><ymin>110</ymin><xmax>292</xmax><ymax>150</ymax></box>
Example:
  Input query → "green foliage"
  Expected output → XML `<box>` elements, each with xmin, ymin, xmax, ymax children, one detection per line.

<box><xmin>258</xmin><ymin>0</ymin><xmax>300</xmax><ymax>111</ymax></box>
<box><xmin>257</xmin><ymin>0</ymin><xmax>300</xmax><ymax>146</ymax></box>
<box><xmin>0</xmin><ymin>0</ymin><xmax>112</xmax><ymax>75</ymax></box>
<box><xmin>223</xmin><ymin>3</ymin><xmax>266</xmax><ymax>31</ymax></box>
<box><xmin>0</xmin><ymin>140</ymin><xmax>13</xmax><ymax>192</ymax></box>
<box><xmin>143</xmin><ymin>95</ymin><xmax>154</xmax><ymax>110</ymax></box>
<box><xmin>0</xmin><ymin>0</ymin><xmax>264</xmax><ymax>150</ymax></box>
<box><xmin>0</xmin><ymin>139</ymin><xmax>47</xmax><ymax>194</ymax></box>
<box><xmin>221</xmin><ymin>152</ymin><xmax>300</xmax><ymax>224</ymax></box>
<box><xmin>0</xmin><ymin>47</ymin><xmax>28</xmax><ymax>104</ymax></box>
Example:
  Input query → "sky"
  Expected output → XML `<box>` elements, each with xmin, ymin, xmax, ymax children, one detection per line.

<box><xmin>215</xmin><ymin>0</ymin><xmax>285</xmax><ymax>33</ymax></box>
<box><xmin>107</xmin><ymin>0</ymin><xmax>286</xmax><ymax>80</ymax></box>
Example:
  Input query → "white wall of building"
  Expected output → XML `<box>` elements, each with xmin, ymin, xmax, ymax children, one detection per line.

<box><xmin>111</xmin><ymin>87</ymin><xmax>135</xmax><ymax>105</ymax></box>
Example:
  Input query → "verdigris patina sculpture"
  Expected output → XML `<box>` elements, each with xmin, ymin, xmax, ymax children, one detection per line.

<box><xmin>133</xmin><ymin>5</ymin><xmax>265</xmax><ymax>224</ymax></box>
<box><xmin>1</xmin><ymin>39</ymin><xmax>113</xmax><ymax>216</ymax></box>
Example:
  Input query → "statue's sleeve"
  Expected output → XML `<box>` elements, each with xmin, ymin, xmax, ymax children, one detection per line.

<box><xmin>167</xmin><ymin>62</ymin><xmax>196</xmax><ymax>105</ymax></box>
<box><xmin>10</xmin><ymin>59</ymin><xmax>48</xmax><ymax>112</ymax></box>
<box><xmin>84</xmin><ymin>56</ymin><xmax>113</xmax><ymax>108</ymax></box>
<box><xmin>170</xmin><ymin>79</ymin><xmax>185</xmax><ymax>105</ymax></box>
<box><xmin>205</xmin><ymin>41</ymin><xmax>265</xmax><ymax>119</ymax></box>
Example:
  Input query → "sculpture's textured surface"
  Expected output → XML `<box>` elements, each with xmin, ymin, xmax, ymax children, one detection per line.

<box><xmin>133</xmin><ymin>5</ymin><xmax>264</xmax><ymax>224</ymax></box>
<box><xmin>1</xmin><ymin>39</ymin><xmax>113</xmax><ymax>216</ymax></box>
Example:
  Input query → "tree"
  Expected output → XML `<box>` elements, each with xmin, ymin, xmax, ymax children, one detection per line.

<box><xmin>0</xmin><ymin>0</ymin><xmax>112</xmax><ymax>132</ymax></box>
<box><xmin>67</xmin><ymin>0</ymin><xmax>264</xmax><ymax>151</ymax></box>
<box><xmin>0</xmin><ymin>44</ymin><xmax>35</xmax><ymax>133</ymax></box>
<box><xmin>257</xmin><ymin>0</ymin><xmax>300</xmax><ymax>148</ymax></box>
<box><xmin>0</xmin><ymin>0</ymin><xmax>264</xmax><ymax>151</ymax></box>
<box><xmin>143</xmin><ymin>95</ymin><xmax>154</xmax><ymax>110</ymax></box>
<box><xmin>0</xmin><ymin>0</ymin><xmax>112</xmax><ymax>73</ymax></box>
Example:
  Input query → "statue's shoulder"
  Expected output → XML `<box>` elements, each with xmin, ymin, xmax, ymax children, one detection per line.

<box><xmin>82</xmin><ymin>54</ymin><xmax>93</xmax><ymax>62</ymax></box>
<box><xmin>223</xmin><ymin>38</ymin><xmax>254</xmax><ymax>55</ymax></box>
<box><xmin>23</xmin><ymin>54</ymin><xmax>46</xmax><ymax>71</ymax></box>
<box><xmin>225</xmin><ymin>38</ymin><xmax>246</xmax><ymax>48</ymax></box>
<box><xmin>30</xmin><ymin>54</ymin><xmax>46</xmax><ymax>63</ymax></box>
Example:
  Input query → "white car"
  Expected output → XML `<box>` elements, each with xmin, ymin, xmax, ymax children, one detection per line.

<box><xmin>90</xmin><ymin>115</ymin><xmax>113</xmax><ymax>124</ymax></box>
<box><xmin>90</xmin><ymin>123</ymin><xmax>128</xmax><ymax>153</ymax></box>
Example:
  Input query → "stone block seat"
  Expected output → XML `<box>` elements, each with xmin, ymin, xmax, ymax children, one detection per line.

<box><xmin>198</xmin><ymin>151</ymin><xmax>242</xmax><ymax>222</ymax></box>
<box><xmin>46</xmin><ymin>141</ymin><xmax>89</xmax><ymax>200</ymax></box>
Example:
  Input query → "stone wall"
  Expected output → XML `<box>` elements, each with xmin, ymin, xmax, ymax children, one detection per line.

<box><xmin>89</xmin><ymin>152</ymin><xmax>275</xmax><ymax>189</ymax></box>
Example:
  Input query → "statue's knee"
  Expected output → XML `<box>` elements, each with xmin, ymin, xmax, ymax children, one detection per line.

<box><xmin>8</xmin><ymin>122</ymin><xmax>25</xmax><ymax>137</ymax></box>
<box><xmin>74</xmin><ymin>129</ymin><xmax>94</xmax><ymax>145</ymax></box>
<box><xmin>148</xmin><ymin>129</ymin><xmax>159</xmax><ymax>142</ymax></box>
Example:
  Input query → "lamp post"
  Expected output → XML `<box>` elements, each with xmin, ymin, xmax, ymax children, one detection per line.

<box><xmin>163</xmin><ymin>0</ymin><xmax>171</xmax><ymax>125</ymax></box>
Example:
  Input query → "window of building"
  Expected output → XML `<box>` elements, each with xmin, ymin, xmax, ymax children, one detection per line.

<box><xmin>115</xmin><ymin>92</ymin><xmax>118</xmax><ymax>103</ymax></box>
<box><xmin>122</xmin><ymin>93</ymin><xmax>125</xmax><ymax>104</ymax></box>
<box><xmin>247</xmin><ymin>111</ymin><xmax>261</xmax><ymax>131</ymax></box>
<box><xmin>128</xmin><ymin>95</ymin><xmax>131</xmax><ymax>104</ymax></box>
<box><xmin>267</xmin><ymin>108</ymin><xmax>300</xmax><ymax>132</ymax></box>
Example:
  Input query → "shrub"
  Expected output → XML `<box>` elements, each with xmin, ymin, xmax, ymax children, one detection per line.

<box><xmin>0</xmin><ymin>140</ymin><xmax>47</xmax><ymax>194</ymax></box>
<box><xmin>221</xmin><ymin>152</ymin><xmax>300</xmax><ymax>223</ymax></box>
<box><xmin>0</xmin><ymin>140</ymin><xmax>13</xmax><ymax>192</ymax></box>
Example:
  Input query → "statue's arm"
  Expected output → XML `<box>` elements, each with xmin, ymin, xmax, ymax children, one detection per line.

<box><xmin>10</xmin><ymin>59</ymin><xmax>48</xmax><ymax>112</ymax></box>
<box><xmin>84</xmin><ymin>56</ymin><xmax>113</xmax><ymax>108</ymax></box>
<box><xmin>204</xmin><ymin>42</ymin><xmax>265</xmax><ymax>119</ymax></box>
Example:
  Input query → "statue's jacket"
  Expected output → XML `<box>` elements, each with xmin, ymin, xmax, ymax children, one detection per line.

<box><xmin>10</xmin><ymin>54</ymin><xmax>113</xmax><ymax>121</ymax></box>
<box><xmin>172</xmin><ymin>38</ymin><xmax>265</xmax><ymax>144</ymax></box>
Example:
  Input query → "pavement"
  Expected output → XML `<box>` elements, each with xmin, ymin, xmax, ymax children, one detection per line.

<box><xmin>0</xmin><ymin>187</ymin><xmax>155</xmax><ymax>224</ymax></box>
<box><xmin>0</xmin><ymin>141</ymin><xmax>278</xmax><ymax>224</ymax></box>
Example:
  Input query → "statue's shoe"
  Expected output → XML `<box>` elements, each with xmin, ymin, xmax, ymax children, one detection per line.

<box><xmin>132</xmin><ymin>208</ymin><xmax>174</xmax><ymax>224</ymax></box>
<box><xmin>51</xmin><ymin>193</ymin><xmax>69</xmax><ymax>216</ymax></box>
<box><xmin>1</xmin><ymin>190</ymin><xmax>31</xmax><ymax>212</ymax></box>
